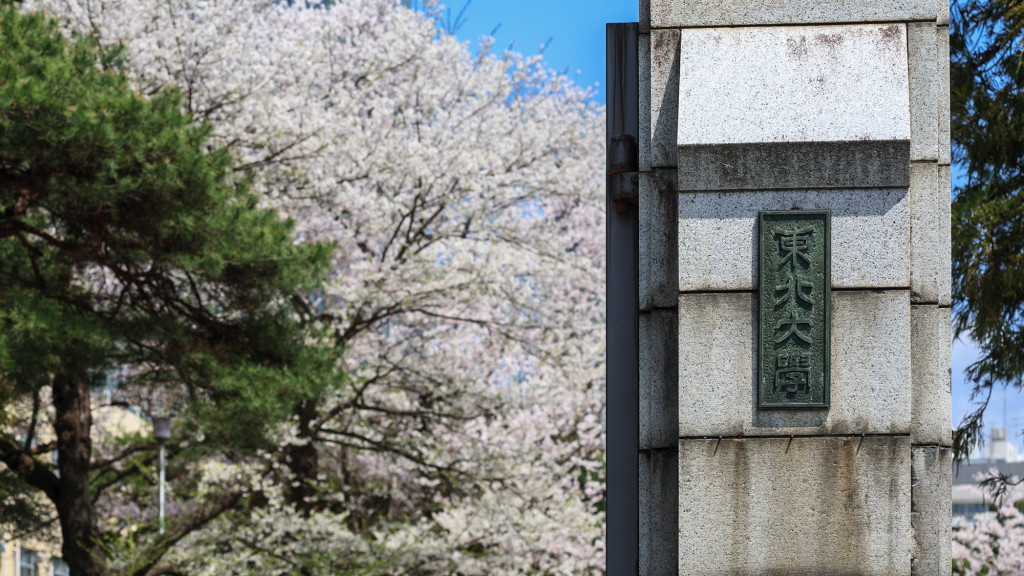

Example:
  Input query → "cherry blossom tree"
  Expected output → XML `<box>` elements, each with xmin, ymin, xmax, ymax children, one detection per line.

<box><xmin>953</xmin><ymin>474</ymin><xmax>1024</xmax><ymax>575</ymax></box>
<box><xmin>20</xmin><ymin>0</ymin><xmax>606</xmax><ymax>574</ymax></box>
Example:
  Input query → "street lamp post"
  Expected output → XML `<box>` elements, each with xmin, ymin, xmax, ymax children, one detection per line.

<box><xmin>152</xmin><ymin>416</ymin><xmax>172</xmax><ymax>535</ymax></box>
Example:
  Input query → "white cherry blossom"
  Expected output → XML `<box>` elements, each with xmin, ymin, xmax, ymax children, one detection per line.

<box><xmin>27</xmin><ymin>1</ymin><xmax>607</xmax><ymax>573</ymax></box>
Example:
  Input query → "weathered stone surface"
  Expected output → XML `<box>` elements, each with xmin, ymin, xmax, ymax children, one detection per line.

<box><xmin>938</xmin><ymin>0</ymin><xmax>950</xmax><ymax>25</ymax></box>
<box><xmin>911</xmin><ymin>306</ymin><xmax>952</xmax><ymax>446</ymax></box>
<box><xmin>641</xmin><ymin>309</ymin><xmax>677</xmax><ymax>450</ymax></box>
<box><xmin>911</xmin><ymin>446</ymin><xmax>952</xmax><ymax>576</ymax></box>
<box><xmin>677</xmin><ymin>188</ymin><xmax>909</xmax><ymax>291</ymax></box>
<box><xmin>640</xmin><ymin>449</ymin><xmax>677</xmax><ymax>576</ymax></box>
<box><xmin>909</xmin><ymin>163</ymin><xmax>952</xmax><ymax>305</ymax></box>
<box><xmin>640</xmin><ymin>169</ymin><xmax>677</xmax><ymax>310</ymax></box>
<box><xmin>679</xmin><ymin>436</ymin><xmax>912</xmax><ymax>576</ymax></box>
<box><xmin>910</xmin><ymin>163</ymin><xmax>943</xmax><ymax>303</ymax></box>
<box><xmin>909</xmin><ymin>23</ymin><xmax>938</xmax><ymax>162</ymax></box>
<box><xmin>677</xmin><ymin>24</ymin><xmax>909</xmax><ymax>146</ymax></box>
<box><xmin>678</xmin><ymin>292</ymin><xmax>753</xmax><ymax>435</ymax></box>
<box><xmin>677</xmin><ymin>140</ymin><xmax>910</xmax><ymax>191</ymax></box>
<box><xmin>639</xmin><ymin>0</ymin><xmax>651</xmax><ymax>33</ymax></box>
<box><xmin>650</xmin><ymin>29</ymin><xmax>678</xmax><ymax>168</ymax></box>
<box><xmin>677</xmin><ymin>24</ymin><xmax>910</xmax><ymax>189</ymax></box>
<box><xmin>939</xmin><ymin>26</ymin><xmax>951</xmax><ymax>165</ymax></box>
<box><xmin>678</xmin><ymin>291</ymin><xmax>911</xmax><ymax>437</ymax></box>
<box><xmin>639</xmin><ymin>33</ymin><xmax>651</xmax><ymax>172</ymax></box>
<box><xmin>651</xmin><ymin>0</ymin><xmax>936</xmax><ymax>28</ymax></box>
<box><xmin>939</xmin><ymin>165</ymin><xmax>952</xmax><ymax>305</ymax></box>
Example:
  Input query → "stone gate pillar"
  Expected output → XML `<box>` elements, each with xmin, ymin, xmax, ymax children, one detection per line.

<box><xmin>634</xmin><ymin>1</ymin><xmax>952</xmax><ymax>574</ymax></box>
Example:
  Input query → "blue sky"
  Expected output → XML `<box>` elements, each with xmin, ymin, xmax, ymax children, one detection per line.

<box><xmin>441</xmin><ymin>0</ymin><xmax>638</xmax><ymax>103</ymax></box>
<box><xmin>444</xmin><ymin>1</ymin><xmax>1019</xmax><ymax>447</ymax></box>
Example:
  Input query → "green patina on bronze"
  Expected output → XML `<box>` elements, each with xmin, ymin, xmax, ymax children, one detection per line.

<box><xmin>758</xmin><ymin>210</ymin><xmax>831</xmax><ymax>409</ymax></box>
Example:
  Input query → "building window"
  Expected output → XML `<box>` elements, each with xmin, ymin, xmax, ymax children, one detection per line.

<box><xmin>20</xmin><ymin>549</ymin><xmax>39</xmax><ymax>576</ymax></box>
<box><xmin>51</xmin><ymin>558</ymin><xmax>70</xmax><ymax>576</ymax></box>
<box><xmin>953</xmin><ymin>502</ymin><xmax>992</xmax><ymax>519</ymax></box>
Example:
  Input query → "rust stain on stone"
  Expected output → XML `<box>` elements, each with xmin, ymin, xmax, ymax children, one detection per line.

<box><xmin>879</xmin><ymin>24</ymin><xmax>903</xmax><ymax>51</ymax></box>
<box><xmin>652</xmin><ymin>29</ymin><xmax>680</xmax><ymax>69</ymax></box>
<box><xmin>786</xmin><ymin>36</ymin><xmax>808</xmax><ymax>60</ymax></box>
<box><xmin>813</xmin><ymin>31</ymin><xmax>846</xmax><ymax>59</ymax></box>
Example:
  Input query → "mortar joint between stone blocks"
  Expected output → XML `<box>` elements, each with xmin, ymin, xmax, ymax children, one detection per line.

<box><xmin>677</xmin><ymin>184</ymin><xmax>911</xmax><ymax>193</ymax></box>
<box><xmin>677</xmin><ymin>288</ymin><xmax>756</xmax><ymax>296</ymax></box>
<box><xmin>678</xmin><ymin>432</ymin><xmax>913</xmax><ymax>441</ymax></box>
<box><xmin>833</xmin><ymin>286</ymin><xmax>911</xmax><ymax>292</ymax></box>
<box><xmin>650</xmin><ymin>19</ymin><xmax>941</xmax><ymax>31</ymax></box>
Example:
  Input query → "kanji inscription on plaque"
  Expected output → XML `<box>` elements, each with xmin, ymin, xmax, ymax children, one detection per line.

<box><xmin>758</xmin><ymin>210</ymin><xmax>831</xmax><ymax>409</ymax></box>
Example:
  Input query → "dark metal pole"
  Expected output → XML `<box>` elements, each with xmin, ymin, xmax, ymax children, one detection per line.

<box><xmin>606</xmin><ymin>22</ymin><xmax>639</xmax><ymax>576</ymax></box>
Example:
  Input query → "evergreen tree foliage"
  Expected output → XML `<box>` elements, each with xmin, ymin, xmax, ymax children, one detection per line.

<box><xmin>0</xmin><ymin>4</ymin><xmax>333</xmax><ymax>574</ymax></box>
<box><xmin>952</xmin><ymin>0</ymin><xmax>1024</xmax><ymax>461</ymax></box>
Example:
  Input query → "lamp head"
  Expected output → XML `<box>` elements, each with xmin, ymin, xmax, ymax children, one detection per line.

<box><xmin>152</xmin><ymin>416</ymin><xmax>172</xmax><ymax>442</ymax></box>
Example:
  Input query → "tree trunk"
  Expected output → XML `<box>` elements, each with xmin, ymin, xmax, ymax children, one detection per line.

<box><xmin>52</xmin><ymin>373</ymin><xmax>111</xmax><ymax>576</ymax></box>
<box><xmin>284</xmin><ymin>399</ymin><xmax>320</xmax><ymax>515</ymax></box>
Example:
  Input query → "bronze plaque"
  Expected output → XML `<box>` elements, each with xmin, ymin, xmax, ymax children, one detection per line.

<box><xmin>758</xmin><ymin>210</ymin><xmax>830</xmax><ymax>409</ymax></box>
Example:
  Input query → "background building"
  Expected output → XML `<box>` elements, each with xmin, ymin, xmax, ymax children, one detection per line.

<box><xmin>0</xmin><ymin>542</ymin><xmax>68</xmax><ymax>576</ymax></box>
<box><xmin>953</xmin><ymin>426</ymin><xmax>1024</xmax><ymax>519</ymax></box>
<box><xmin>1</xmin><ymin>402</ymin><xmax>146</xmax><ymax>576</ymax></box>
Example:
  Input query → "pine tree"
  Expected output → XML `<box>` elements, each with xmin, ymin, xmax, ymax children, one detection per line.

<box><xmin>951</xmin><ymin>0</ymin><xmax>1024</xmax><ymax>460</ymax></box>
<box><xmin>0</xmin><ymin>4</ymin><xmax>333</xmax><ymax>574</ymax></box>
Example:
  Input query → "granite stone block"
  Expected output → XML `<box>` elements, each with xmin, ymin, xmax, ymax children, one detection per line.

<box><xmin>908</xmin><ymin>163</ymin><xmax>952</xmax><ymax>305</ymax></box>
<box><xmin>651</xmin><ymin>0</ymin><xmax>936</xmax><ymax>28</ymax></box>
<box><xmin>939</xmin><ymin>26</ymin><xmax>951</xmax><ymax>165</ymax></box>
<box><xmin>909</xmin><ymin>23</ymin><xmax>938</xmax><ymax>162</ymax></box>
<box><xmin>911</xmin><ymin>306</ymin><xmax>952</xmax><ymax>446</ymax></box>
<box><xmin>938</xmin><ymin>0</ymin><xmax>950</xmax><ymax>25</ymax></box>
<box><xmin>677</xmin><ymin>24</ymin><xmax>910</xmax><ymax>146</ymax></box>
<box><xmin>679</xmin><ymin>436</ymin><xmax>912</xmax><ymax>576</ymax></box>
<box><xmin>678</xmin><ymin>290</ymin><xmax>911</xmax><ymax>437</ymax></box>
<box><xmin>939</xmin><ymin>165</ymin><xmax>952</xmax><ymax>305</ymax></box>
<box><xmin>640</xmin><ymin>0</ymin><xmax>651</xmax><ymax>33</ymax></box>
<box><xmin>641</xmin><ymin>309</ymin><xmax>678</xmax><ymax>450</ymax></box>
<box><xmin>676</xmin><ymin>140</ymin><xmax>911</xmax><ymax>191</ymax></box>
<box><xmin>639</xmin><ymin>33</ymin><xmax>651</xmax><ymax>173</ymax></box>
<box><xmin>640</xmin><ymin>169</ymin><xmax>678</xmax><ymax>310</ymax></box>
<box><xmin>677</xmin><ymin>188</ymin><xmax>909</xmax><ymax>291</ymax></box>
<box><xmin>677</xmin><ymin>24</ymin><xmax>911</xmax><ymax>189</ymax></box>
<box><xmin>640</xmin><ymin>449</ymin><xmax>678</xmax><ymax>576</ymax></box>
<box><xmin>911</xmin><ymin>446</ymin><xmax>952</xmax><ymax>576</ymax></box>
<box><xmin>910</xmin><ymin>163</ymin><xmax>944</xmax><ymax>303</ymax></box>
<box><xmin>651</xmin><ymin>29</ymin><xmax>679</xmax><ymax>168</ymax></box>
